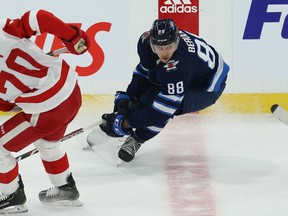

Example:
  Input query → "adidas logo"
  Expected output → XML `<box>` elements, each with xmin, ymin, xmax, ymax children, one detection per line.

<box><xmin>160</xmin><ymin>0</ymin><xmax>198</xmax><ymax>14</ymax></box>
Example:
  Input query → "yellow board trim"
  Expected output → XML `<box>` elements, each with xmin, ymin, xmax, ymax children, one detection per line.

<box><xmin>0</xmin><ymin>93</ymin><xmax>287</xmax><ymax>116</ymax></box>
<box><xmin>200</xmin><ymin>93</ymin><xmax>288</xmax><ymax>114</ymax></box>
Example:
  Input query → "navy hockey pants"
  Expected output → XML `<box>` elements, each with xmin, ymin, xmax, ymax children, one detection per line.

<box><xmin>177</xmin><ymin>81</ymin><xmax>226</xmax><ymax>115</ymax></box>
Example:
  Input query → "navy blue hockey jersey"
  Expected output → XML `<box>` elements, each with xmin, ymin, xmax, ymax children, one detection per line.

<box><xmin>125</xmin><ymin>30</ymin><xmax>229</xmax><ymax>128</ymax></box>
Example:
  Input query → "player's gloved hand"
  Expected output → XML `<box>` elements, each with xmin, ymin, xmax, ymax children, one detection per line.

<box><xmin>99</xmin><ymin>113</ymin><xmax>133</xmax><ymax>137</ymax></box>
<box><xmin>61</xmin><ymin>25</ymin><xmax>90</xmax><ymax>55</ymax></box>
<box><xmin>113</xmin><ymin>91</ymin><xmax>130</xmax><ymax>116</ymax></box>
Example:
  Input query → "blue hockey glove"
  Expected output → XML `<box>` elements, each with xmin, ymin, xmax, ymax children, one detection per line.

<box><xmin>99</xmin><ymin>113</ymin><xmax>133</xmax><ymax>137</ymax></box>
<box><xmin>113</xmin><ymin>91</ymin><xmax>130</xmax><ymax>116</ymax></box>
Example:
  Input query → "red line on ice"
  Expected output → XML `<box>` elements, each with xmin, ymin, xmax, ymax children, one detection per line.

<box><xmin>164</xmin><ymin>118</ymin><xmax>217</xmax><ymax>216</ymax></box>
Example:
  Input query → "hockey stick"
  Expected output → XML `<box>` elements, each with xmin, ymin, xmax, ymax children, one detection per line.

<box><xmin>271</xmin><ymin>104</ymin><xmax>288</xmax><ymax>126</ymax></box>
<box><xmin>46</xmin><ymin>47</ymin><xmax>68</xmax><ymax>56</ymax></box>
<box><xmin>15</xmin><ymin>120</ymin><xmax>103</xmax><ymax>161</ymax></box>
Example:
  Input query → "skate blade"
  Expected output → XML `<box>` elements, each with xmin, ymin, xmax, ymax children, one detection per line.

<box><xmin>0</xmin><ymin>204</ymin><xmax>28</xmax><ymax>214</ymax></box>
<box><xmin>82</xmin><ymin>145</ymin><xmax>94</xmax><ymax>151</ymax></box>
<box><xmin>41</xmin><ymin>199</ymin><xmax>83</xmax><ymax>207</ymax></box>
<box><xmin>116</xmin><ymin>158</ymin><xmax>124</xmax><ymax>167</ymax></box>
<box><xmin>86</xmin><ymin>128</ymin><xmax>109</xmax><ymax>148</ymax></box>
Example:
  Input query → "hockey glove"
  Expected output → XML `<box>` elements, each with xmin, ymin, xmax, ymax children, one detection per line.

<box><xmin>100</xmin><ymin>113</ymin><xmax>133</xmax><ymax>137</ymax></box>
<box><xmin>113</xmin><ymin>91</ymin><xmax>130</xmax><ymax>116</ymax></box>
<box><xmin>61</xmin><ymin>26</ymin><xmax>90</xmax><ymax>55</ymax></box>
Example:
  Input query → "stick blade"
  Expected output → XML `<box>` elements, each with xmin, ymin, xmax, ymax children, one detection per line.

<box><xmin>271</xmin><ymin>104</ymin><xmax>279</xmax><ymax>113</ymax></box>
<box><xmin>271</xmin><ymin>104</ymin><xmax>288</xmax><ymax>126</ymax></box>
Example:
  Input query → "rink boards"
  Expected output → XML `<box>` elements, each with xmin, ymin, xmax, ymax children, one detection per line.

<box><xmin>1</xmin><ymin>93</ymin><xmax>288</xmax><ymax>116</ymax></box>
<box><xmin>83</xmin><ymin>93</ymin><xmax>288</xmax><ymax>114</ymax></box>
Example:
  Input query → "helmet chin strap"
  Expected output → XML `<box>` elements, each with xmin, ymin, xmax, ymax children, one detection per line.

<box><xmin>150</xmin><ymin>41</ymin><xmax>157</xmax><ymax>54</ymax></box>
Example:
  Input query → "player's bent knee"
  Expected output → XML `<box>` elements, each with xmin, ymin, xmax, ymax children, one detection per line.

<box><xmin>34</xmin><ymin>139</ymin><xmax>65</xmax><ymax>161</ymax></box>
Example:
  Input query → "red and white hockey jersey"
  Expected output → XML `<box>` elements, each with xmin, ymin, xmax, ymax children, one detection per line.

<box><xmin>0</xmin><ymin>10</ymin><xmax>79</xmax><ymax>114</ymax></box>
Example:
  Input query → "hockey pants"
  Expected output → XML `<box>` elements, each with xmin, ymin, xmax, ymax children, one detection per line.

<box><xmin>0</xmin><ymin>83</ymin><xmax>81</xmax><ymax>194</ymax></box>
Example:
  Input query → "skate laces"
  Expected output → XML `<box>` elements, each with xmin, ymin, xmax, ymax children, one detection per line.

<box><xmin>45</xmin><ymin>187</ymin><xmax>60</xmax><ymax>197</ymax></box>
<box><xmin>120</xmin><ymin>136</ymin><xmax>141</xmax><ymax>155</ymax></box>
<box><xmin>118</xmin><ymin>137</ymin><xmax>127</xmax><ymax>142</ymax></box>
<box><xmin>116</xmin><ymin>136</ymin><xmax>129</xmax><ymax>148</ymax></box>
<box><xmin>0</xmin><ymin>193</ymin><xmax>9</xmax><ymax>201</ymax></box>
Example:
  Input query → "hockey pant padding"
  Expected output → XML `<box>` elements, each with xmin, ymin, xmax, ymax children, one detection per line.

<box><xmin>0</xmin><ymin>83</ymin><xmax>80</xmax><ymax>189</ymax></box>
<box><xmin>180</xmin><ymin>80</ymin><xmax>226</xmax><ymax>114</ymax></box>
<box><xmin>0</xmin><ymin>83</ymin><xmax>81</xmax><ymax>152</ymax></box>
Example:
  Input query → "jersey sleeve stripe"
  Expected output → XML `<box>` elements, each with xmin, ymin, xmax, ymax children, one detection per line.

<box><xmin>133</xmin><ymin>70</ymin><xmax>148</xmax><ymax>78</ymax></box>
<box><xmin>206</xmin><ymin>55</ymin><xmax>229</xmax><ymax>92</ymax></box>
<box><xmin>132</xmin><ymin>63</ymin><xmax>149</xmax><ymax>78</ymax></box>
<box><xmin>158</xmin><ymin>92</ymin><xmax>184</xmax><ymax>103</ymax></box>
<box><xmin>152</xmin><ymin>100</ymin><xmax>177</xmax><ymax>116</ymax></box>
<box><xmin>28</xmin><ymin>10</ymin><xmax>41</xmax><ymax>35</ymax></box>
<box><xmin>15</xmin><ymin>61</ymin><xmax>70</xmax><ymax>104</ymax></box>
<box><xmin>0</xmin><ymin>121</ymin><xmax>31</xmax><ymax>145</ymax></box>
<box><xmin>139</xmin><ymin>63</ymin><xmax>148</xmax><ymax>72</ymax></box>
<box><xmin>146</xmin><ymin>125</ymin><xmax>164</xmax><ymax>133</ymax></box>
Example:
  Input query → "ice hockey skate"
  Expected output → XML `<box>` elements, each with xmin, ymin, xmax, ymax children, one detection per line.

<box><xmin>39</xmin><ymin>173</ymin><xmax>82</xmax><ymax>207</ymax></box>
<box><xmin>118</xmin><ymin>134</ymin><xmax>143</xmax><ymax>162</ymax></box>
<box><xmin>0</xmin><ymin>175</ymin><xmax>27</xmax><ymax>214</ymax></box>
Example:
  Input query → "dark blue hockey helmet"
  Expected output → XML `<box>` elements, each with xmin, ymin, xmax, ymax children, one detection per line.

<box><xmin>150</xmin><ymin>19</ymin><xmax>179</xmax><ymax>46</ymax></box>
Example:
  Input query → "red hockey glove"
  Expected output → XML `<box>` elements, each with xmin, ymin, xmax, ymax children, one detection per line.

<box><xmin>61</xmin><ymin>26</ymin><xmax>90</xmax><ymax>55</ymax></box>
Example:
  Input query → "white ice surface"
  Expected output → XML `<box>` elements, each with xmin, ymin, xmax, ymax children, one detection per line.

<box><xmin>4</xmin><ymin>104</ymin><xmax>288</xmax><ymax>216</ymax></box>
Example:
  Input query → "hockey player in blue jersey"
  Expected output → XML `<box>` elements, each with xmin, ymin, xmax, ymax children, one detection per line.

<box><xmin>87</xmin><ymin>19</ymin><xmax>230</xmax><ymax>162</ymax></box>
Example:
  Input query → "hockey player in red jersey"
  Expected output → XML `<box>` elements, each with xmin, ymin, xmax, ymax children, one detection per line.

<box><xmin>0</xmin><ymin>10</ymin><xmax>90</xmax><ymax>213</ymax></box>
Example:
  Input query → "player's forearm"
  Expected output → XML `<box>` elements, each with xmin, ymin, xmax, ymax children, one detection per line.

<box><xmin>35</xmin><ymin>10</ymin><xmax>77</xmax><ymax>40</ymax></box>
